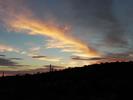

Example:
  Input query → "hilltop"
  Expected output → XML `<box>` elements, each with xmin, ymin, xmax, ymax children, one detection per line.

<box><xmin>0</xmin><ymin>62</ymin><xmax>133</xmax><ymax>100</ymax></box>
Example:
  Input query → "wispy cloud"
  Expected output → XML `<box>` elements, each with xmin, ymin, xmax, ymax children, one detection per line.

<box><xmin>0</xmin><ymin>54</ymin><xmax>5</xmax><ymax>57</ymax></box>
<box><xmin>32</xmin><ymin>55</ymin><xmax>47</xmax><ymax>58</ymax></box>
<box><xmin>0</xmin><ymin>44</ymin><xmax>19</xmax><ymax>53</ymax></box>
<box><xmin>10</xmin><ymin>58</ymin><xmax>23</xmax><ymax>60</ymax></box>
<box><xmin>0</xmin><ymin>0</ymin><xmax>99</xmax><ymax>58</ymax></box>
<box><xmin>32</xmin><ymin>55</ymin><xmax>61</xmax><ymax>62</ymax></box>
<box><xmin>20</xmin><ymin>51</ymin><xmax>27</xmax><ymax>55</ymax></box>
<box><xmin>46</xmin><ymin>39</ymin><xmax>72</xmax><ymax>49</ymax></box>
<box><xmin>0</xmin><ymin>57</ymin><xmax>21</xmax><ymax>67</ymax></box>
<box><xmin>1</xmin><ymin>0</ymin><xmax>132</xmax><ymax>68</ymax></box>
<box><xmin>29</xmin><ymin>47</ymin><xmax>41</xmax><ymax>52</ymax></box>
<box><xmin>37</xmin><ymin>57</ymin><xmax>61</xmax><ymax>62</ymax></box>
<box><xmin>46</xmin><ymin>39</ymin><xmax>83</xmax><ymax>53</ymax></box>
<box><xmin>71</xmin><ymin>56</ymin><xmax>106</xmax><ymax>61</ymax></box>
<box><xmin>10</xmin><ymin>17</ymin><xmax>98</xmax><ymax>57</ymax></box>
<box><xmin>71</xmin><ymin>52</ymin><xmax>133</xmax><ymax>64</ymax></box>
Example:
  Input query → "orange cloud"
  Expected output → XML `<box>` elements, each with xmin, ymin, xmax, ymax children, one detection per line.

<box><xmin>35</xmin><ymin>57</ymin><xmax>61</xmax><ymax>62</ymax></box>
<box><xmin>46</xmin><ymin>39</ymin><xmax>82</xmax><ymax>53</ymax></box>
<box><xmin>7</xmin><ymin>15</ymin><xmax>99</xmax><ymax>57</ymax></box>
<box><xmin>0</xmin><ymin>0</ymin><xmax>100</xmax><ymax>58</ymax></box>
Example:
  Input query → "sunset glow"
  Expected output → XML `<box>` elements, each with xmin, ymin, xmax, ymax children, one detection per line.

<box><xmin>0</xmin><ymin>0</ymin><xmax>133</xmax><ymax>75</ymax></box>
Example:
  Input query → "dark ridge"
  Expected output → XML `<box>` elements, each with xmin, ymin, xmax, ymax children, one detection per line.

<box><xmin>0</xmin><ymin>61</ymin><xmax>133</xmax><ymax>100</ymax></box>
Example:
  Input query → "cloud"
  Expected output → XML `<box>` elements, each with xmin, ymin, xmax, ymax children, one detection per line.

<box><xmin>20</xmin><ymin>51</ymin><xmax>27</xmax><ymax>55</ymax></box>
<box><xmin>71</xmin><ymin>52</ymin><xmax>133</xmax><ymax>64</ymax></box>
<box><xmin>32</xmin><ymin>55</ymin><xmax>47</xmax><ymax>58</ymax></box>
<box><xmin>10</xmin><ymin>58</ymin><xmax>23</xmax><ymax>60</ymax></box>
<box><xmin>0</xmin><ymin>44</ymin><xmax>19</xmax><ymax>53</ymax></box>
<box><xmin>0</xmin><ymin>0</ymin><xmax>132</xmax><ymax>68</ymax></box>
<box><xmin>0</xmin><ymin>0</ymin><xmax>99</xmax><ymax>58</ymax></box>
<box><xmin>10</xmin><ymin>16</ymin><xmax>98</xmax><ymax>57</ymax></box>
<box><xmin>36</xmin><ymin>57</ymin><xmax>61</xmax><ymax>62</ymax></box>
<box><xmin>0</xmin><ymin>57</ymin><xmax>18</xmax><ymax>67</ymax></box>
<box><xmin>46</xmin><ymin>39</ymin><xmax>83</xmax><ymax>53</ymax></box>
<box><xmin>46</xmin><ymin>39</ymin><xmax>96</xmax><ymax>58</ymax></box>
<box><xmin>32</xmin><ymin>55</ymin><xmax>61</xmax><ymax>62</ymax></box>
<box><xmin>59</xmin><ymin>0</ymin><xmax>128</xmax><ymax>48</ymax></box>
<box><xmin>0</xmin><ymin>56</ymin><xmax>27</xmax><ymax>67</ymax></box>
<box><xmin>0</xmin><ymin>54</ymin><xmax>5</xmax><ymax>57</ymax></box>
<box><xmin>29</xmin><ymin>47</ymin><xmax>41</xmax><ymax>52</ymax></box>
<box><xmin>104</xmin><ymin>28</ymin><xmax>128</xmax><ymax>47</ymax></box>
<box><xmin>46</xmin><ymin>39</ymin><xmax>72</xmax><ymax>49</ymax></box>
<box><xmin>71</xmin><ymin>56</ymin><xmax>106</xmax><ymax>61</ymax></box>
<box><xmin>105</xmin><ymin>52</ymin><xmax>133</xmax><ymax>59</ymax></box>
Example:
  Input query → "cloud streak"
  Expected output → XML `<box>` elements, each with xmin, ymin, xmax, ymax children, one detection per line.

<box><xmin>10</xmin><ymin>16</ymin><xmax>99</xmax><ymax>57</ymax></box>
<box><xmin>0</xmin><ymin>54</ymin><xmax>5</xmax><ymax>57</ymax></box>
<box><xmin>10</xmin><ymin>58</ymin><xmax>23</xmax><ymax>60</ymax></box>
<box><xmin>32</xmin><ymin>55</ymin><xmax>61</xmax><ymax>62</ymax></box>
<box><xmin>0</xmin><ymin>58</ymin><xmax>18</xmax><ymax>67</ymax></box>
<box><xmin>32</xmin><ymin>55</ymin><xmax>47</xmax><ymax>58</ymax></box>
<box><xmin>71</xmin><ymin>51</ymin><xmax>133</xmax><ymax>64</ymax></box>
<box><xmin>0</xmin><ymin>0</ymin><xmax>99</xmax><ymax>58</ymax></box>
<box><xmin>71</xmin><ymin>56</ymin><xmax>106</xmax><ymax>61</ymax></box>
<box><xmin>0</xmin><ymin>44</ymin><xmax>19</xmax><ymax>53</ymax></box>
<box><xmin>0</xmin><ymin>0</ymin><xmax>132</xmax><ymax>68</ymax></box>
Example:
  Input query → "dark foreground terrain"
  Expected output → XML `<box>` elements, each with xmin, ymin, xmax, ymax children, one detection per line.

<box><xmin>0</xmin><ymin>62</ymin><xmax>133</xmax><ymax>100</ymax></box>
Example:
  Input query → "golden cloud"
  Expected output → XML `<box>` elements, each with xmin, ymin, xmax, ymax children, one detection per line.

<box><xmin>36</xmin><ymin>57</ymin><xmax>61</xmax><ymax>62</ymax></box>
<box><xmin>11</xmin><ymin>16</ymin><xmax>99</xmax><ymax>57</ymax></box>
<box><xmin>31</xmin><ymin>55</ymin><xmax>61</xmax><ymax>62</ymax></box>
<box><xmin>0</xmin><ymin>0</ymin><xmax>100</xmax><ymax>58</ymax></box>
<box><xmin>45</xmin><ymin>39</ymin><xmax>82</xmax><ymax>53</ymax></box>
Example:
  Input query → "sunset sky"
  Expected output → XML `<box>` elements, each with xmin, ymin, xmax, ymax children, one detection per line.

<box><xmin>0</xmin><ymin>0</ymin><xmax>133</xmax><ymax>75</ymax></box>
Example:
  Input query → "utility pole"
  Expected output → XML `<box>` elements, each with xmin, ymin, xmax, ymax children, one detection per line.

<box><xmin>2</xmin><ymin>72</ymin><xmax>4</xmax><ymax>77</ymax></box>
<box><xmin>49</xmin><ymin>64</ymin><xmax>53</xmax><ymax>72</ymax></box>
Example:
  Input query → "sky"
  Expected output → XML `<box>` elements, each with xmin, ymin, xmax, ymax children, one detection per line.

<box><xmin>0</xmin><ymin>0</ymin><xmax>133</xmax><ymax>75</ymax></box>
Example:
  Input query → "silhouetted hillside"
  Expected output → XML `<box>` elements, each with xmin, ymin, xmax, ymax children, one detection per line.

<box><xmin>0</xmin><ymin>62</ymin><xmax>133</xmax><ymax>100</ymax></box>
